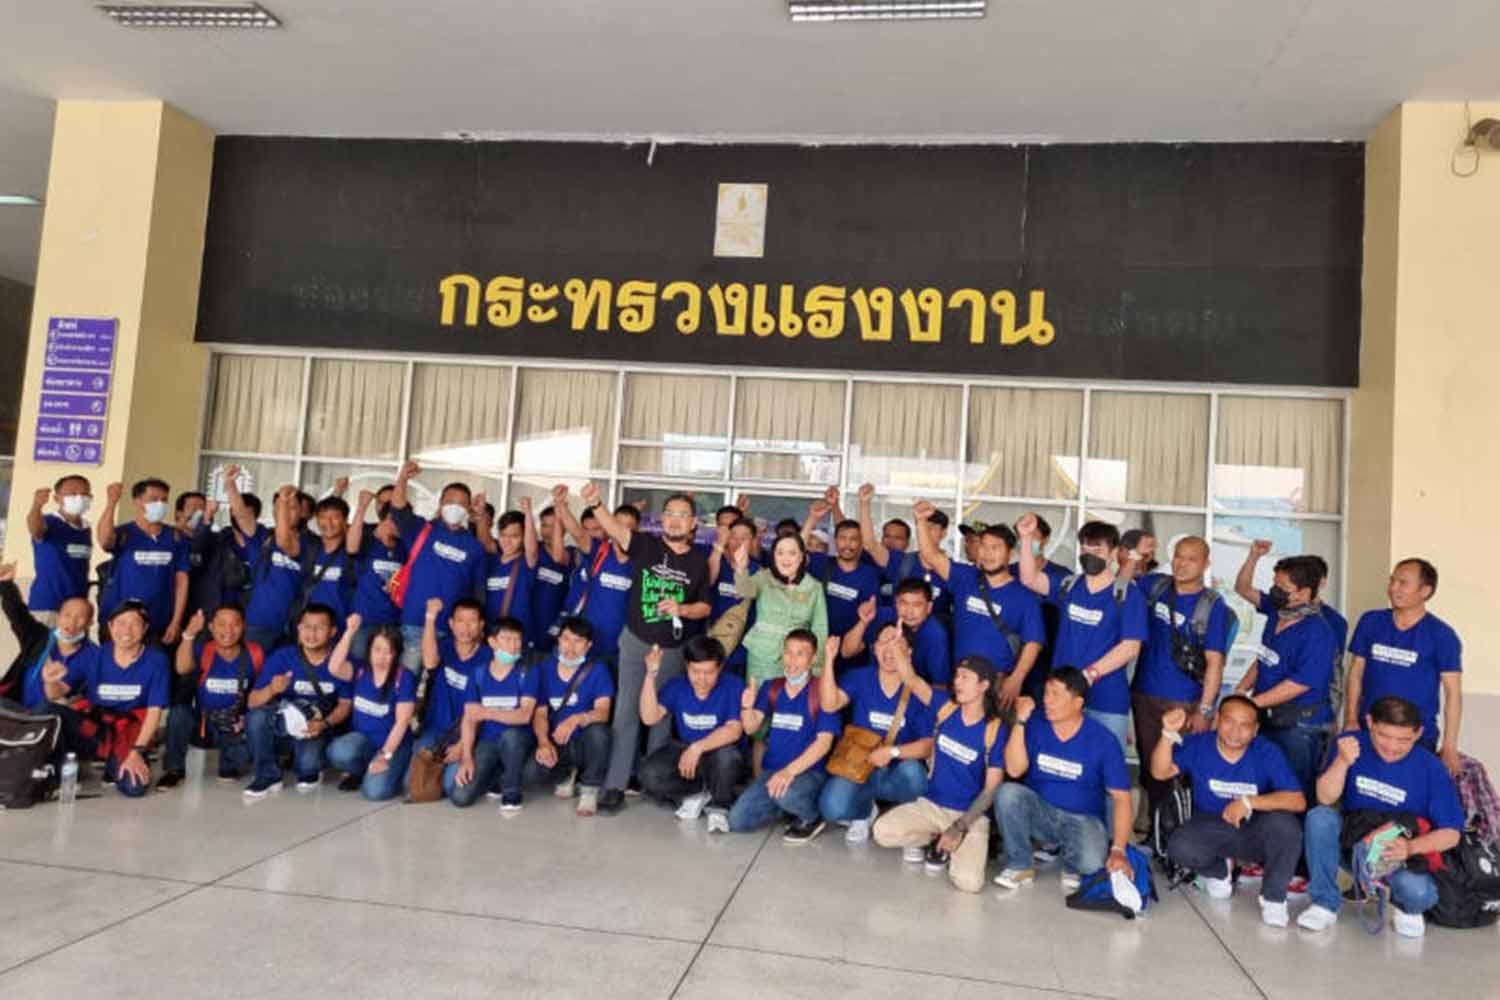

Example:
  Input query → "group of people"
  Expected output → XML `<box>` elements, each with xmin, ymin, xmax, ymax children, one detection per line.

<box><xmin>0</xmin><ymin>464</ymin><xmax>1472</xmax><ymax>939</ymax></box>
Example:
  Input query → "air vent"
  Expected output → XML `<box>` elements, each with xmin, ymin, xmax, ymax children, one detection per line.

<box><xmin>789</xmin><ymin>1</ymin><xmax>985</xmax><ymax>21</ymax></box>
<box><xmin>96</xmin><ymin>3</ymin><xmax>281</xmax><ymax>29</ymax></box>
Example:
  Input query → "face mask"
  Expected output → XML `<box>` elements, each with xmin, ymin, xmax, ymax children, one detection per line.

<box><xmin>440</xmin><ymin>503</ymin><xmax>469</xmax><ymax>527</ymax></box>
<box><xmin>1078</xmin><ymin>552</ymin><xmax>1108</xmax><ymax>576</ymax></box>
<box><xmin>494</xmin><ymin>648</ymin><xmax>521</xmax><ymax>666</ymax></box>
<box><xmin>1031</xmin><ymin>540</ymin><xmax>1043</xmax><ymax>557</ymax></box>
<box><xmin>186</xmin><ymin>510</ymin><xmax>205</xmax><ymax>530</ymax></box>
<box><xmin>784</xmin><ymin>672</ymin><xmax>809</xmax><ymax>691</ymax></box>
<box><xmin>1266</xmin><ymin>586</ymin><xmax>1291</xmax><ymax>611</ymax></box>
<box><xmin>143</xmin><ymin>501</ymin><xmax>169</xmax><ymax>524</ymax></box>
<box><xmin>559</xmin><ymin>652</ymin><xmax>586</xmax><ymax>668</ymax></box>
<box><xmin>61</xmin><ymin>495</ymin><xmax>91</xmax><ymax>517</ymax></box>
<box><xmin>54</xmin><ymin>627</ymin><xmax>86</xmax><ymax>645</ymax></box>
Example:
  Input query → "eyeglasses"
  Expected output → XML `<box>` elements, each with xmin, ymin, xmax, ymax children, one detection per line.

<box><xmin>661</xmin><ymin>511</ymin><xmax>696</xmax><ymax>520</ymax></box>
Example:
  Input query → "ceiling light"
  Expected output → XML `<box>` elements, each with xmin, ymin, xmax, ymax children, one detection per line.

<box><xmin>789</xmin><ymin>1</ymin><xmax>985</xmax><ymax>21</ymax></box>
<box><xmin>95</xmin><ymin>3</ymin><xmax>281</xmax><ymax>29</ymax></box>
<box><xmin>0</xmin><ymin>195</ymin><xmax>42</xmax><ymax>207</ymax></box>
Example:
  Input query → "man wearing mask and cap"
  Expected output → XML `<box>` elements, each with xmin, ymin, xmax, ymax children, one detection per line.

<box><xmin>25</xmin><ymin>475</ymin><xmax>94</xmax><ymax>628</ymax></box>
<box><xmin>97</xmin><ymin>478</ymin><xmax>190</xmax><ymax>645</ymax></box>
<box><xmin>386</xmin><ymin>461</ymin><xmax>489</xmax><ymax>672</ymax></box>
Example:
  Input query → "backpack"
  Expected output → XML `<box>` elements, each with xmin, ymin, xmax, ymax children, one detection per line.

<box><xmin>1455</xmin><ymin>754</ymin><xmax>1500</xmax><ymax>849</ymax></box>
<box><xmin>1059</xmin><ymin>573</ymin><xmax>1136</xmax><ymax>678</ymax></box>
<box><xmin>0</xmin><ymin>698</ymin><xmax>61</xmax><ymax>808</ymax></box>
<box><xmin>1145</xmin><ymin>578</ymin><xmax>1234</xmax><ymax>683</ymax></box>
<box><xmin>1429</xmin><ymin>830</ymin><xmax>1500</xmax><ymax>929</ymax></box>
<box><xmin>196</xmin><ymin>641</ymin><xmax>265</xmax><ymax>737</ymax></box>
<box><xmin>765</xmin><ymin>678</ymin><xmax>819</xmax><ymax>723</ymax></box>
<box><xmin>1151</xmin><ymin>773</ymin><xmax>1195</xmax><ymax>888</ymax></box>
<box><xmin>1065</xmin><ymin>844</ymin><xmax>1158</xmax><ymax>918</ymax></box>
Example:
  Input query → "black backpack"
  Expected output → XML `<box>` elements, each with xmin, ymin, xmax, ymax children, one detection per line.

<box><xmin>1429</xmin><ymin>831</ymin><xmax>1500</xmax><ymax>929</ymax></box>
<box><xmin>1152</xmin><ymin>773</ymin><xmax>1196</xmax><ymax>888</ymax></box>
<box><xmin>0</xmin><ymin>699</ymin><xmax>61</xmax><ymax>808</ymax></box>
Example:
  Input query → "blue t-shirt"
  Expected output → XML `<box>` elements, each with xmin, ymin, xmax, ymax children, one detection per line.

<box><xmin>708</xmin><ymin>558</ymin><xmax>756</xmax><ymax>670</ymax></box>
<box><xmin>755</xmin><ymin>679</ymin><xmax>842</xmax><ymax>773</ymax></box>
<box><xmin>1132</xmin><ymin>575</ymin><xmax>1233</xmax><ymax>703</ymax></box>
<box><xmin>946</xmin><ymin>565</ymin><xmax>1045</xmax><ymax>674</ymax></box>
<box><xmin>1011</xmin><ymin>558</ymin><xmax>1072</xmax><ymax>670</ymax></box>
<box><xmin>423</xmin><ymin>637</ymin><xmax>488</xmax><ymax>735</ymax></box>
<box><xmin>30</xmin><ymin>514</ymin><xmax>92</xmax><ymax>612</ymax></box>
<box><xmin>21</xmin><ymin>638</ymin><xmax>95</xmax><ymax>710</ymax></box>
<box><xmin>1044</xmin><ymin>574</ymin><xmax>1148</xmax><ymax>714</ymax></box>
<box><xmin>466</xmin><ymin>661</ymin><xmax>541</xmax><ymax>742</ymax></box>
<box><xmin>925</xmin><ymin>694</ymin><xmax>1006</xmax><ymax>812</ymax></box>
<box><xmin>538</xmin><ymin>656</ymin><xmax>616</xmax><ymax>734</ymax></box>
<box><xmin>244</xmin><ymin>539</ymin><xmax>307</xmax><ymax>632</ymax></box>
<box><xmin>83</xmin><ymin>644</ymin><xmax>171</xmax><ymax>712</ymax></box>
<box><xmin>657</xmin><ymin>673</ymin><xmax>745</xmax><ymax>742</ymax></box>
<box><xmin>530</xmin><ymin>548</ymin><xmax>572</xmax><ymax>651</ymax></box>
<box><xmin>577</xmin><ymin>541</ymin><xmax>633</xmax><ymax>657</ymax></box>
<box><xmin>191</xmin><ymin>640</ymin><xmax>263</xmax><ymax>712</ymax></box>
<box><xmin>807</xmin><ymin>552</ymin><xmax>883</xmax><ymax>642</ymax></box>
<box><xmin>870</xmin><ymin>608</ymin><xmax>952</xmax><ymax>686</ymax></box>
<box><xmin>351</xmin><ymin>536</ymin><xmax>407</xmax><ymax>626</ymax></box>
<box><xmin>485</xmin><ymin>552</ymin><xmax>536</xmax><ymax>643</ymax></box>
<box><xmin>1340</xmin><ymin>731</ymin><xmax>1464</xmax><ymax>832</ymax></box>
<box><xmin>1253</xmin><ymin>613</ymin><xmax>1337</xmax><ymax>725</ymax></box>
<box><xmin>252</xmin><ymin>646</ymin><xmax>353</xmax><ymax>705</ymax></box>
<box><xmin>1022</xmin><ymin>715</ymin><xmax>1131</xmax><ymax>822</ymax></box>
<box><xmin>306</xmin><ymin>545</ymin><xmax>356</xmax><ymax>622</ymax></box>
<box><xmin>1349</xmin><ymin>609</ymin><xmax>1462</xmax><ymax>740</ymax></box>
<box><xmin>394</xmin><ymin>512</ymin><xmax>487</xmax><ymax>628</ymax></box>
<box><xmin>838</xmin><ymin>666</ymin><xmax>930</xmax><ymax>745</ymax></box>
<box><xmin>1173</xmin><ymin>731</ymin><xmax>1301</xmax><ymax>815</ymax></box>
<box><xmin>102</xmin><ymin>523</ymin><xmax>189</xmax><ymax>631</ymax></box>
<box><xmin>350</xmin><ymin>665</ymin><xmax>416</xmax><ymax>746</ymax></box>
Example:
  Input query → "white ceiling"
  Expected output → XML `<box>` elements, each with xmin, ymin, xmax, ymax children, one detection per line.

<box><xmin>1</xmin><ymin>0</ymin><xmax>1498</xmax><ymax>282</ymax></box>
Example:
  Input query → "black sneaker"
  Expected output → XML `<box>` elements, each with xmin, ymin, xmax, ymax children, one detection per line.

<box><xmin>337</xmin><ymin>774</ymin><xmax>362</xmax><ymax>792</ymax></box>
<box><xmin>783</xmin><ymin>818</ymin><xmax>827</xmax><ymax>845</ymax></box>
<box><xmin>625</xmin><ymin>777</ymin><xmax>644</xmax><ymax>797</ymax></box>
<box><xmin>924</xmin><ymin>842</ymin><xmax>951</xmax><ymax>872</ymax></box>
<box><xmin>157</xmin><ymin>769</ymin><xmax>186</xmax><ymax>790</ymax></box>
<box><xmin>596</xmin><ymin>788</ymin><xmax>626</xmax><ymax>815</ymax></box>
<box><xmin>243</xmin><ymin>777</ymin><xmax>280</xmax><ymax>799</ymax></box>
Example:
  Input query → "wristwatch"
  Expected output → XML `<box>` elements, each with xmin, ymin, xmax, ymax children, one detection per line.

<box><xmin>1197</xmin><ymin>703</ymin><xmax>1214</xmax><ymax>719</ymax></box>
<box><xmin>890</xmin><ymin>745</ymin><xmax>902</xmax><ymax>759</ymax></box>
<box><xmin>381</xmin><ymin>750</ymin><xmax>394</xmax><ymax>762</ymax></box>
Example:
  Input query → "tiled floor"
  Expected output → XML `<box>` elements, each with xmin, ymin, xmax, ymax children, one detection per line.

<box><xmin>3</xmin><ymin>761</ymin><xmax>1499</xmax><ymax>999</ymax></box>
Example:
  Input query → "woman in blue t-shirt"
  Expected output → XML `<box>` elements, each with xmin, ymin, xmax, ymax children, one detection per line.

<box><xmin>327</xmin><ymin>614</ymin><xmax>416</xmax><ymax>800</ymax></box>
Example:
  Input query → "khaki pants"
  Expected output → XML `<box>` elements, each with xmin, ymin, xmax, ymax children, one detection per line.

<box><xmin>873</xmin><ymin>796</ymin><xmax>990</xmax><ymax>893</ymax></box>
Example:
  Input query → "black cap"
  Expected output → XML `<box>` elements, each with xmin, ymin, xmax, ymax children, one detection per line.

<box><xmin>958</xmin><ymin>520</ymin><xmax>988</xmax><ymax>537</ymax></box>
<box><xmin>954</xmin><ymin>655</ymin><xmax>998</xmax><ymax>684</ymax></box>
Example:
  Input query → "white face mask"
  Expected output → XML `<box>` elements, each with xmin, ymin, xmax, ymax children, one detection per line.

<box><xmin>559</xmin><ymin>652</ymin><xmax>586</xmax><ymax>668</ymax></box>
<box><xmin>143</xmin><ymin>501</ymin><xmax>169</xmax><ymax>524</ymax></box>
<box><xmin>54</xmin><ymin>627</ymin><xmax>87</xmax><ymax>645</ymax></box>
<box><xmin>440</xmin><ymin>503</ymin><xmax>469</xmax><ymax>527</ymax></box>
<box><xmin>61</xmin><ymin>495</ymin><xmax>92</xmax><ymax>517</ymax></box>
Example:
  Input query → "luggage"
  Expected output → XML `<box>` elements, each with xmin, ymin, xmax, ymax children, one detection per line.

<box><xmin>0</xmin><ymin>698</ymin><xmax>62</xmax><ymax>808</ymax></box>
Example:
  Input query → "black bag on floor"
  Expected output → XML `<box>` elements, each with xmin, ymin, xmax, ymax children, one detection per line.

<box><xmin>0</xmin><ymin>698</ymin><xmax>62</xmax><ymax>808</ymax></box>
<box><xmin>1152</xmin><ymin>773</ymin><xmax>1195</xmax><ymax>888</ymax></box>
<box><xmin>1430</xmin><ymin>831</ymin><xmax>1500</xmax><ymax>929</ymax></box>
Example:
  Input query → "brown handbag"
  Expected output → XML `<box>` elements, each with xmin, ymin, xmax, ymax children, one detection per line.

<box><xmin>825</xmin><ymin>683</ymin><xmax>911</xmax><ymax>785</ymax></box>
<box><xmin>405</xmin><ymin>745</ymin><xmax>447</xmax><ymax>802</ymax></box>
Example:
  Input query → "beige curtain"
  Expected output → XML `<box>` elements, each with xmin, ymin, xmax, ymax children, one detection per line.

<box><xmin>513</xmin><ymin>368</ymin><xmax>617</xmax><ymax>472</ymax></box>
<box><xmin>204</xmin><ymin>355</ymin><xmax>303</xmax><ymax>453</ymax></box>
<box><xmin>1215</xmin><ymin>396</ymin><xmax>1342</xmax><ymax>513</ymax></box>
<box><xmin>304</xmin><ymin>359</ymin><xmax>404</xmax><ymax>458</ymax></box>
<box><xmin>734</xmin><ymin>378</ymin><xmax>842</xmax><ymax>480</ymax></box>
<box><xmin>409</xmin><ymin>363</ymin><xmax>511</xmax><ymax>468</ymax></box>
<box><xmin>1088</xmin><ymin>392</ymin><xmax>1208</xmax><ymax>506</ymax></box>
<box><xmin>966</xmin><ymin>387</ymin><xmax>1081</xmax><ymax>499</ymax></box>
<box><xmin>850</xmin><ymin>382</ymin><xmax>961</xmax><ymax>489</ymax></box>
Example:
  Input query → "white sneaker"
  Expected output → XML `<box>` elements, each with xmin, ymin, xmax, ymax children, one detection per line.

<box><xmin>994</xmin><ymin>867</ymin><xmax>1037</xmax><ymax>889</ymax></box>
<box><xmin>1199</xmin><ymin>875</ymin><xmax>1234</xmax><ymax>900</ymax></box>
<box><xmin>1033</xmin><ymin>845</ymin><xmax>1060</xmax><ymax>864</ymax></box>
<box><xmin>705</xmin><ymin>809</ymin><xmax>730</xmax><ymax>834</ymax></box>
<box><xmin>485</xmin><ymin>789</ymin><xmax>504</xmax><ymax>801</ymax></box>
<box><xmin>845</xmin><ymin>803</ymin><xmax>879</xmax><ymax>844</ymax></box>
<box><xmin>902</xmin><ymin>846</ymin><xmax>927</xmax><ymax>864</ymax></box>
<box><xmin>1259</xmin><ymin>897</ymin><xmax>1289</xmax><ymax>928</ymax></box>
<box><xmin>1392</xmin><ymin>909</ymin><xmax>1426</xmax><ymax>938</ymax></box>
<box><xmin>554</xmin><ymin>769</ymin><xmax>577</xmax><ymax>799</ymax></box>
<box><xmin>576</xmin><ymin>788</ymin><xmax>598</xmax><ymax>817</ymax></box>
<box><xmin>1297</xmin><ymin>904</ymin><xmax>1339</xmax><ymax>932</ymax></box>
<box><xmin>1060</xmin><ymin>871</ymin><xmax>1081</xmax><ymax>894</ymax></box>
<box><xmin>675</xmin><ymin>790</ymin><xmax>711</xmax><ymax>821</ymax></box>
<box><xmin>1110</xmin><ymin>870</ymin><xmax>1143</xmax><ymax>913</ymax></box>
<box><xmin>295</xmin><ymin>776</ymin><xmax>320</xmax><ymax>792</ymax></box>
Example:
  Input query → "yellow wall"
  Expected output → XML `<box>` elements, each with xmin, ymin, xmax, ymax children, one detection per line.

<box><xmin>1350</xmin><ymin>101</ymin><xmax>1500</xmax><ymax>693</ymax></box>
<box><xmin>1</xmin><ymin>101</ymin><xmax>214</xmax><ymax>577</ymax></box>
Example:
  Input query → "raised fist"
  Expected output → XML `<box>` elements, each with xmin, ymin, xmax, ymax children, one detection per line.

<box><xmin>331</xmin><ymin>476</ymin><xmax>350</xmax><ymax>496</ymax></box>
<box><xmin>32</xmin><ymin>487</ymin><xmax>51</xmax><ymax>509</ymax></box>
<box><xmin>106</xmin><ymin>482</ymin><xmax>124</xmax><ymax>504</ymax></box>
<box><xmin>1015</xmin><ymin>513</ymin><xmax>1039</xmax><ymax>538</ymax></box>
<box><xmin>551</xmin><ymin>483</ymin><xmax>569</xmax><ymax>505</ymax></box>
<box><xmin>1250</xmin><ymin>539</ymin><xmax>1273</xmax><ymax>558</ymax></box>
<box><xmin>857</xmin><ymin>483</ymin><xmax>876</xmax><ymax>504</ymax></box>
<box><xmin>1161</xmin><ymin>707</ymin><xmax>1187</xmax><ymax>734</ymax></box>
<box><xmin>913</xmin><ymin>499</ymin><xmax>936</xmax><ymax>522</ymax></box>
<box><xmin>398</xmin><ymin>460</ymin><xmax>421</xmax><ymax>482</ymax></box>
<box><xmin>519</xmin><ymin>495</ymin><xmax>533</xmax><ymax>515</ymax></box>
<box><xmin>1015</xmin><ymin>696</ymin><xmax>1036</xmax><ymax>724</ymax></box>
<box><xmin>426</xmin><ymin>597</ymin><xmax>444</xmax><ymax>618</ymax></box>
<box><xmin>1337</xmin><ymin>734</ymin><xmax>1360</xmax><ymax>766</ymax></box>
<box><xmin>579</xmin><ymin>482</ymin><xmax>603</xmax><ymax>508</ymax></box>
<box><xmin>184</xmin><ymin>609</ymin><xmax>206</xmax><ymax>638</ymax></box>
<box><xmin>857</xmin><ymin>595</ymin><xmax>877</xmax><ymax>624</ymax></box>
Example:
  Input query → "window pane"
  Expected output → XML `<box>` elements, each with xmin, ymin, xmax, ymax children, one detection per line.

<box><xmin>732</xmin><ymin>378</ymin><xmax>842</xmax><ymax>482</ymax></box>
<box><xmin>404</xmin><ymin>468</ymin><xmax>508</xmax><ymax>522</ymax></box>
<box><xmin>965</xmin><ymin>387</ymin><xmax>1082</xmax><ymax>500</ymax></box>
<box><xmin>508</xmin><ymin>475</ymin><xmax>591</xmax><ymax>518</ymax></box>
<box><xmin>1083</xmin><ymin>508</ymin><xmax>1206</xmax><ymax>572</ymax></box>
<box><xmin>204</xmin><ymin>354</ymin><xmax>303</xmax><ymax>454</ymax></box>
<box><xmin>619</xmin><ymin>484</ymin><xmax>726</xmax><ymax>541</ymax></box>
<box><xmin>849</xmin><ymin>382</ymin><xmax>961</xmax><ymax>493</ymax></box>
<box><xmin>860</xmin><ymin>492</ymin><xmax>957</xmax><ymax>559</ymax></box>
<box><xmin>1087</xmin><ymin>391</ymin><xmax>1208</xmax><ymax>506</ymax></box>
<box><xmin>620</xmin><ymin>445</ymin><xmax>727</xmax><ymax>479</ymax></box>
<box><xmin>1214</xmin><ymin>396</ymin><xmax>1342</xmax><ymax>515</ymax></box>
<box><xmin>198</xmin><ymin>456</ymin><xmax>297</xmax><ymax>528</ymax></box>
<box><xmin>731</xmin><ymin>452</ymin><xmax>839</xmax><ymax>485</ymax></box>
<box><xmin>623</xmin><ymin>373</ymin><xmax>729</xmax><ymax>445</ymax></box>
<box><xmin>304</xmin><ymin>359</ymin><xmax>404</xmax><ymax>459</ymax></box>
<box><xmin>513</xmin><ymin>368</ymin><xmax>617</xmax><ymax>473</ymax></box>
<box><xmin>409</xmin><ymin>363</ymin><xmax>511</xmax><ymax>470</ymax></box>
<box><xmin>300</xmin><ymin>462</ymin><xmax>398</xmax><ymax>520</ymax></box>
<box><xmin>960</xmin><ymin>501</ymin><xmax>1078</xmax><ymax>571</ymax></box>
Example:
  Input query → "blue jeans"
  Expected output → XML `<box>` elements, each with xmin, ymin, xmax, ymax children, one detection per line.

<box><xmin>1304</xmin><ymin>805</ymin><xmax>1440</xmax><ymax>915</ymax></box>
<box><xmin>444</xmin><ymin>728</ymin><xmax>533</xmax><ymax>806</ymax></box>
<box><xmin>995</xmin><ymin>782</ymin><xmax>1110</xmax><ymax>874</ymax></box>
<box><xmin>1085</xmin><ymin>710</ymin><xmax>1129</xmax><ymax>756</ymax></box>
<box><xmin>1264</xmin><ymin>723</ymin><xmax>1328</xmax><ymax>802</ymax></box>
<box><xmin>326</xmin><ymin>731</ymin><xmax>413</xmax><ymax>801</ymax></box>
<box><xmin>246</xmin><ymin>705</ymin><xmax>328</xmax><ymax>784</ymax></box>
<box><xmin>729</xmin><ymin>769</ymin><xmax>828</xmax><ymax>831</ymax></box>
<box><xmin>819</xmin><ymin>759</ymin><xmax>929</xmax><ymax>822</ymax></box>
<box><xmin>522</xmin><ymin>723</ymin><xmax>612</xmax><ymax>790</ymax></box>
<box><xmin>163</xmin><ymin>707</ymin><xmax>251</xmax><ymax>776</ymax></box>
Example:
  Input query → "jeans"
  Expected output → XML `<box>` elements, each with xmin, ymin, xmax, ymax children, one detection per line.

<box><xmin>1264</xmin><ymin>724</ymin><xmax>1328</xmax><ymax>803</ymax></box>
<box><xmin>995</xmin><ymin>782</ymin><xmax>1110</xmax><ymax>874</ymax></box>
<box><xmin>1085</xmin><ymin>710</ymin><xmax>1130</xmax><ymax>756</ymax></box>
<box><xmin>1168</xmin><ymin>811</ymin><xmax>1303</xmax><ymax>903</ymax></box>
<box><xmin>444</xmin><ymin>728</ymin><xmax>533</xmax><ymax>806</ymax></box>
<box><xmin>400</xmin><ymin>624</ymin><xmax>447</xmax><ymax>673</ymax></box>
<box><xmin>326</xmin><ymin>731</ymin><xmax>413</xmax><ymax>801</ymax></box>
<box><xmin>246</xmin><ymin>705</ymin><xmax>328</xmax><ymax>784</ymax></box>
<box><xmin>818</xmin><ymin>759</ymin><xmax>929</xmax><ymax>822</ymax></box>
<box><xmin>522</xmin><ymin>723</ymin><xmax>612</xmax><ymax>790</ymax></box>
<box><xmin>638</xmin><ymin>740</ymin><xmax>746</xmax><ymax>808</ymax></box>
<box><xmin>729</xmin><ymin>769</ymin><xmax>828</xmax><ymax>831</ymax></box>
<box><xmin>244</xmin><ymin>624</ymin><xmax>285</xmax><ymax>656</ymax></box>
<box><xmin>163</xmin><ymin>707</ymin><xmax>251</xmax><ymax>776</ymax></box>
<box><xmin>1304</xmin><ymin>805</ymin><xmax>1440</xmax><ymax>915</ymax></box>
<box><xmin>606</xmin><ymin>629</ymin><xmax>685</xmax><ymax>792</ymax></box>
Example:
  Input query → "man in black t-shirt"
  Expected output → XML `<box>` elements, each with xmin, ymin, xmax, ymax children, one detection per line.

<box><xmin>579</xmin><ymin>482</ymin><xmax>713</xmax><ymax>814</ymax></box>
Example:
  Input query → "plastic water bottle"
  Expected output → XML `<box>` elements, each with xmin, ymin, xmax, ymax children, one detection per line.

<box><xmin>59</xmin><ymin>753</ymin><xmax>79</xmax><ymax>805</ymax></box>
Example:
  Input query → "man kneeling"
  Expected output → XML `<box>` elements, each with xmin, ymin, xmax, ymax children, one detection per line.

<box><xmin>446</xmin><ymin>617</ymin><xmax>538</xmax><ymax>812</ymax></box>
<box><xmin>529</xmin><ymin>616</ymin><xmax>615</xmax><ymax>816</ymax></box>
<box><xmin>1151</xmin><ymin>694</ymin><xmax>1306</xmax><ymax>926</ymax></box>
